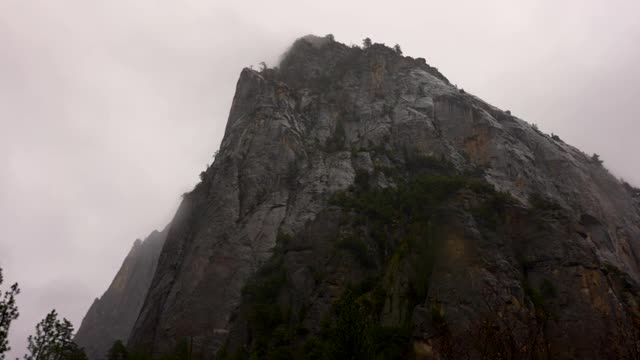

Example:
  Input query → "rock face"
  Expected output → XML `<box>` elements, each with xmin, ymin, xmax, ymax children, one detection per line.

<box><xmin>128</xmin><ymin>36</ymin><xmax>640</xmax><ymax>359</ymax></box>
<box><xmin>76</xmin><ymin>228</ymin><xmax>167</xmax><ymax>360</ymax></box>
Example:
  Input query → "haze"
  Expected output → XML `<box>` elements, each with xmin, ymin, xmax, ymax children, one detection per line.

<box><xmin>1</xmin><ymin>0</ymin><xmax>639</xmax><ymax>357</ymax></box>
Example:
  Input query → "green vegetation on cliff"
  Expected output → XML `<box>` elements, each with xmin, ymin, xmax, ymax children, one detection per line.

<box><xmin>219</xmin><ymin>156</ymin><xmax>521</xmax><ymax>359</ymax></box>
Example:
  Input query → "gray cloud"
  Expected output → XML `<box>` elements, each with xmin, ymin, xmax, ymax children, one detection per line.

<box><xmin>2</xmin><ymin>0</ymin><xmax>639</xmax><ymax>357</ymax></box>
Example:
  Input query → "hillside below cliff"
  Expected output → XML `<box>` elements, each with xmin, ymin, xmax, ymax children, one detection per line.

<box><xmin>82</xmin><ymin>35</ymin><xmax>640</xmax><ymax>359</ymax></box>
<box><xmin>75</xmin><ymin>228</ymin><xmax>167</xmax><ymax>360</ymax></box>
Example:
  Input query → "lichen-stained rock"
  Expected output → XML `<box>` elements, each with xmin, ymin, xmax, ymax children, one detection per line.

<box><xmin>127</xmin><ymin>35</ymin><xmax>640</xmax><ymax>359</ymax></box>
<box><xmin>75</xmin><ymin>228</ymin><xmax>167</xmax><ymax>360</ymax></box>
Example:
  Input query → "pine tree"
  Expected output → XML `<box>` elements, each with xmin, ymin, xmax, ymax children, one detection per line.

<box><xmin>64</xmin><ymin>344</ymin><xmax>88</xmax><ymax>360</ymax></box>
<box><xmin>24</xmin><ymin>310</ymin><xmax>87</xmax><ymax>360</ymax></box>
<box><xmin>0</xmin><ymin>267</ymin><xmax>20</xmax><ymax>360</ymax></box>
<box><xmin>25</xmin><ymin>310</ymin><xmax>57</xmax><ymax>360</ymax></box>
<box><xmin>54</xmin><ymin>319</ymin><xmax>76</xmax><ymax>358</ymax></box>
<box><xmin>326</xmin><ymin>290</ymin><xmax>372</xmax><ymax>359</ymax></box>
<box><xmin>362</xmin><ymin>37</ymin><xmax>372</xmax><ymax>48</ymax></box>
<box><xmin>107</xmin><ymin>340</ymin><xmax>128</xmax><ymax>360</ymax></box>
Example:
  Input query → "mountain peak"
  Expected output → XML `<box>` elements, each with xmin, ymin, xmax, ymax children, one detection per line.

<box><xmin>80</xmin><ymin>34</ymin><xmax>640</xmax><ymax>359</ymax></box>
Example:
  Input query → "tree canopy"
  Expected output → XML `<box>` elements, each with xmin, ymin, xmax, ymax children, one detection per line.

<box><xmin>0</xmin><ymin>267</ymin><xmax>20</xmax><ymax>360</ymax></box>
<box><xmin>107</xmin><ymin>340</ymin><xmax>128</xmax><ymax>360</ymax></box>
<box><xmin>24</xmin><ymin>309</ymin><xmax>87</xmax><ymax>360</ymax></box>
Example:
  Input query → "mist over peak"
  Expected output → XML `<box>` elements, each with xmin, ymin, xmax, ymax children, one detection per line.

<box><xmin>2</xmin><ymin>2</ymin><xmax>640</xmax><ymax>359</ymax></box>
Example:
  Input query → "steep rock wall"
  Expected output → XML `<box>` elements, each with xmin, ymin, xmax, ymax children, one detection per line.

<box><xmin>76</xmin><ymin>228</ymin><xmax>167</xmax><ymax>359</ymax></box>
<box><xmin>129</xmin><ymin>36</ymin><xmax>640</xmax><ymax>359</ymax></box>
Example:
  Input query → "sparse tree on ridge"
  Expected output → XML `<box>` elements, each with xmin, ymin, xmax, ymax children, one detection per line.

<box><xmin>325</xmin><ymin>34</ymin><xmax>335</xmax><ymax>41</ymax></box>
<box><xmin>0</xmin><ymin>267</ymin><xmax>20</xmax><ymax>360</ymax></box>
<box><xmin>393</xmin><ymin>44</ymin><xmax>403</xmax><ymax>55</ymax></box>
<box><xmin>592</xmin><ymin>153</ymin><xmax>604</xmax><ymax>166</ymax></box>
<box><xmin>362</xmin><ymin>37</ymin><xmax>372</xmax><ymax>48</ymax></box>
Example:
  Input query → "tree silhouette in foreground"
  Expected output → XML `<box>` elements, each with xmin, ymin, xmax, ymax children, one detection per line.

<box><xmin>0</xmin><ymin>267</ymin><xmax>20</xmax><ymax>360</ymax></box>
<box><xmin>107</xmin><ymin>340</ymin><xmax>128</xmax><ymax>360</ymax></box>
<box><xmin>24</xmin><ymin>309</ymin><xmax>87</xmax><ymax>360</ymax></box>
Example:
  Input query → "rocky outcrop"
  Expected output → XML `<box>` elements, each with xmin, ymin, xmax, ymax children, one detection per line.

<box><xmin>75</xmin><ymin>228</ymin><xmax>167</xmax><ymax>360</ymax></box>
<box><xmin>128</xmin><ymin>35</ymin><xmax>640</xmax><ymax>359</ymax></box>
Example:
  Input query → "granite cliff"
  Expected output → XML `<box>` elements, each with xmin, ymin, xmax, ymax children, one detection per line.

<box><xmin>82</xmin><ymin>35</ymin><xmax>640</xmax><ymax>359</ymax></box>
<box><xmin>75</xmin><ymin>228</ymin><xmax>167</xmax><ymax>359</ymax></box>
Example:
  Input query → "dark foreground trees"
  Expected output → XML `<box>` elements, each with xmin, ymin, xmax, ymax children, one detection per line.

<box><xmin>24</xmin><ymin>309</ymin><xmax>87</xmax><ymax>360</ymax></box>
<box><xmin>3</xmin><ymin>268</ymin><xmax>86</xmax><ymax>359</ymax></box>
<box><xmin>107</xmin><ymin>340</ymin><xmax>128</xmax><ymax>360</ymax></box>
<box><xmin>0</xmin><ymin>267</ymin><xmax>20</xmax><ymax>360</ymax></box>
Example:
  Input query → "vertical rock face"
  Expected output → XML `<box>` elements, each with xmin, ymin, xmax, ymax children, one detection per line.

<box><xmin>75</xmin><ymin>228</ymin><xmax>167</xmax><ymax>360</ymax></box>
<box><xmin>127</xmin><ymin>35</ymin><xmax>640</xmax><ymax>358</ymax></box>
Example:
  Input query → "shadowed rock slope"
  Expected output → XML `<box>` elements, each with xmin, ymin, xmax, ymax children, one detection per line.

<box><xmin>128</xmin><ymin>35</ymin><xmax>640</xmax><ymax>359</ymax></box>
<box><xmin>75</xmin><ymin>228</ymin><xmax>167</xmax><ymax>360</ymax></box>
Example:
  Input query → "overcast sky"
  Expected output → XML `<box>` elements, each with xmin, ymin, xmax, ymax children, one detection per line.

<box><xmin>1</xmin><ymin>0</ymin><xmax>639</xmax><ymax>357</ymax></box>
